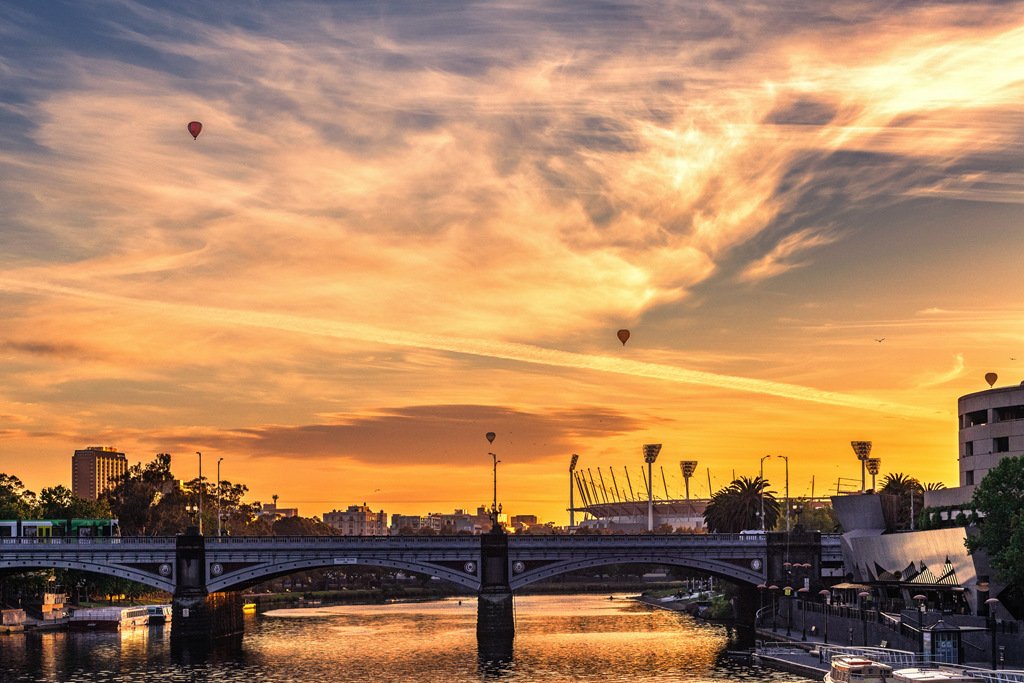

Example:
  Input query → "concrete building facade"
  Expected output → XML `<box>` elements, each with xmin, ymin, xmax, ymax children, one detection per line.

<box><xmin>324</xmin><ymin>504</ymin><xmax>388</xmax><ymax>536</ymax></box>
<box><xmin>958</xmin><ymin>382</ymin><xmax>1024</xmax><ymax>487</ymax></box>
<box><xmin>71</xmin><ymin>446</ymin><xmax>128</xmax><ymax>501</ymax></box>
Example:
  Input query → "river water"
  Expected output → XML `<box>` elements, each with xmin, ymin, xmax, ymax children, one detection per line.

<box><xmin>1</xmin><ymin>594</ymin><xmax>812</xmax><ymax>683</ymax></box>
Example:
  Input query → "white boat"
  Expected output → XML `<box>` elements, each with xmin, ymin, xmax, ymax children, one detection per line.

<box><xmin>146</xmin><ymin>604</ymin><xmax>172</xmax><ymax>624</ymax></box>
<box><xmin>69</xmin><ymin>606</ymin><xmax>149</xmax><ymax>631</ymax></box>
<box><xmin>825</xmin><ymin>656</ymin><xmax>893</xmax><ymax>683</ymax></box>
<box><xmin>892</xmin><ymin>668</ymin><xmax>982</xmax><ymax>683</ymax></box>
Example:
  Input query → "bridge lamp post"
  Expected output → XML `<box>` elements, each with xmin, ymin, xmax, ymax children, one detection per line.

<box><xmin>217</xmin><ymin>457</ymin><xmax>224</xmax><ymax>537</ymax></box>
<box><xmin>760</xmin><ymin>455</ymin><xmax>771</xmax><ymax>531</ymax></box>
<box><xmin>757</xmin><ymin>584</ymin><xmax>766</xmax><ymax>627</ymax></box>
<box><xmin>569</xmin><ymin>454</ymin><xmax>579</xmax><ymax>528</ymax></box>
<box><xmin>486</xmin><ymin>431</ymin><xmax>502</xmax><ymax>530</ymax></box>
<box><xmin>643</xmin><ymin>444</ymin><xmax>662</xmax><ymax>532</ymax></box>
<box><xmin>851</xmin><ymin>441</ymin><xmax>872</xmax><ymax>494</ymax></box>
<box><xmin>196</xmin><ymin>451</ymin><xmax>203</xmax><ymax>536</ymax></box>
<box><xmin>819</xmin><ymin>589</ymin><xmax>831</xmax><ymax>644</ymax></box>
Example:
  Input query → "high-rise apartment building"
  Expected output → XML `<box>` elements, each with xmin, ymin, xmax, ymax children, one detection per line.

<box><xmin>71</xmin><ymin>446</ymin><xmax>128</xmax><ymax>501</ymax></box>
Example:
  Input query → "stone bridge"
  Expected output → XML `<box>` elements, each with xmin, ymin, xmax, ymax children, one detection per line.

<box><xmin>0</xmin><ymin>530</ymin><xmax>841</xmax><ymax>640</ymax></box>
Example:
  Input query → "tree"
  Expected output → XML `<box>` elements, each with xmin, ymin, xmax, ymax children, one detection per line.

<box><xmin>703</xmin><ymin>476</ymin><xmax>779</xmax><ymax>533</ymax></box>
<box><xmin>880</xmin><ymin>472</ymin><xmax>923</xmax><ymax>530</ymax></box>
<box><xmin>966</xmin><ymin>455</ymin><xmax>1024</xmax><ymax>591</ymax></box>
<box><xmin>37</xmin><ymin>485</ymin><xmax>110</xmax><ymax>519</ymax></box>
<box><xmin>0</xmin><ymin>474</ymin><xmax>37</xmax><ymax>519</ymax></box>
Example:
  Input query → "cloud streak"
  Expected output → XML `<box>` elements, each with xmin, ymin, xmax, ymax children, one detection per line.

<box><xmin>0</xmin><ymin>277</ymin><xmax>942</xmax><ymax>419</ymax></box>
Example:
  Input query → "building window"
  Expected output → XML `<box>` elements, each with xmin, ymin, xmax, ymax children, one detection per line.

<box><xmin>964</xmin><ymin>441</ymin><xmax>973</xmax><ymax>457</ymax></box>
<box><xmin>965</xmin><ymin>471</ymin><xmax>975</xmax><ymax>486</ymax></box>
<box><xmin>995</xmin><ymin>405</ymin><xmax>1024</xmax><ymax>422</ymax></box>
<box><xmin>994</xmin><ymin>436</ymin><xmax>1010</xmax><ymax>453</ymax></box>
<box><xmin>964</xmin><ymin>410</ymin><xmax>988</xmax><ymax>428</ymax></box>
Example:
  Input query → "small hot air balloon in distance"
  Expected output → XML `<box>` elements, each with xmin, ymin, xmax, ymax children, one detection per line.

<box><xmin>486</xmin><ymin>432</ymin><xmax>495</xmax><ymax>444</ymax></box>
<box><xmin>985</xmin><ymin>372</ymin><xmax>998</xmax><ymax>387</ymax></box>
<box><xmin>617</xmin><ymin>329</ymin><xmax>630</xmax><ymax>346</ymax></box>
<box><xmin>187</xmin><ymin>121</ymin><xmax>203</xmax><ymax>140</ymax></box>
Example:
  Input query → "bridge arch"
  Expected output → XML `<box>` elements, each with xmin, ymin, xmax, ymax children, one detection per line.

<box><xmin>207</xmin><ymin>556</ymin><xmax>481</xmax><ymax>593</ymax></box>
<box><xmin>509</xmin><ymin>555</ymin><xmax>763</xmax><ymax>590</ymax></box>
<box><xmin>0</xmin><ymin>558</ymin><xmax>174</xmax><ymax>593</ymax></box>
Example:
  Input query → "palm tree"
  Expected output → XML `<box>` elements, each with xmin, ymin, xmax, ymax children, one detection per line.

<box><xmin>880</xmin><ymin>472</ymin><xmax>923</xmax><ymax>530</ymax></box>
<box><xmin>704</xmin><ymin>476</ymin><xmax>780</xmax><ymax>533</ymax></box>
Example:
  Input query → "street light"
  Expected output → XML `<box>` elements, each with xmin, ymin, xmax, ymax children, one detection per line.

<box><xmin>643</xmin><ymin>444</ymin><xmax>662</xmax><ymax>532</ymax></box>
<box><xmin>819</xmin><ymin>589</ymin><xmax>831</xmax><ymax>644</ymax></box>
<box><xmin>217</xmin><ymin>457</ymin><xmax>224</xmax><ymax>537</ymax></box>
<box><xmin>757</xmin><ymin>584</ymin><xmax>766</xmax><ymax>627</ymax></box>
<box><xmin>986</xmin><ymin>597</ymin><xmax>1000</xmax><ymax>670</ymax></box>
<box><xmin>486</xmin><ymin>432</ymin><xmax>501</xmax><ymax>529</ymax></box>
<box><xmin>798</xmin><ymin>587</ymin><xmax>809</xmax><ymax>640</ymax></box>
<box><xmin>778</xmin><ymin>455</ymin><xmax>789</xmax><ymax>532</ymax></box>
<box><xmin>680</xmin><ymin>460</ymin><xmax>698</xmax><ymax>501</ymax></box>
<box><xmin>859</xmin><ymin>591</ymin><xmax>871</xmax><ymax>645</ymax></box>
<box><xmin>851</xmin><ymin>441</ymin><xmax>872</xmax><ymax>494</ymax></box>
<box><xmin>784</xmin><ymin>586</ymin><xmax>794</xmax><ymax>636</ymax></box>
<box><xmin>569</xmin><ymin>454</ymin><xmax>579</xmax><ymax>528</ymax></box>
<box><xmin>760</xmin><ymin>455</ymin><xmax>772</xmax><ymax>531</ymax></box>
<box><xmin>914</xmin><ymin>594</ymin><xmax>927</xmax><ymax>652</ymax></box>
<box><xmin>196</xmin><ymin>451</ymin><xmax>202</xmax><ymax>536</ymax></box>
<box><xmin>769</xmin><ymin>585</ymin><xmax>779</xmax><ymax>632</ymax></box>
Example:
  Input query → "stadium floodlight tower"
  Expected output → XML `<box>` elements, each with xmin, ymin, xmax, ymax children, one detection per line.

<box><xmin>866</xmin><ymin>458</ymin><xmax>882</xmax><ymax>492</ymax></box>
<box><xmin>643</xmin><ymin>444</ymin><xmax>662</xmax><ymax>531</ymax></box>
<box><xmin>851</xmin><ymin>441</ymin><xmax>873</xmax><ymax>493</ymax></box>
<box><xmin>680</xmin><ymin>460</ymin><xmax>698</xmax><ymax>500</ymax></box>
<box><xmin>569</xmin><ymin>454</ymin><xmax>579</xmax><ymax>528</ymax></box>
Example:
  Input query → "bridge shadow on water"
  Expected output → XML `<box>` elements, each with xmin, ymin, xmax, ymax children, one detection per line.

<box><xmin>169</xmin><ymin>633</ymin><xmax>244</xmax><ymax>667</ymax></box>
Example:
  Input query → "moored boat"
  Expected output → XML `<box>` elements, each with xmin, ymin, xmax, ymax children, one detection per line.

<box><xmin>146</xmin><ymin>604</ymin><xmax>172</xmax><ymax>624</ymax></box>
<box><xmin>69</xmin><ymin>606</ymin><xmax>149</xmax><ymax>631</ymax></box>
<box><xmin>825</xmin><ymin>656</ymin><xmax>893</xmax><ymax>683</ymax></box>
<box><xmin>892</xmin><ymin>668</ymin><xmax>983</xmax><ymax>683</ymax></box>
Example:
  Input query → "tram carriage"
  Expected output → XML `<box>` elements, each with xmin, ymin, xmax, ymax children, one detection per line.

<box><xmin>0</xmin><ymin>518</ymin><xmax>121</xmax><ymax>539</ymax></box>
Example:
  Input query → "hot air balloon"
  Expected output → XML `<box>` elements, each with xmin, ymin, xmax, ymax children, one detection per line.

<box><xmin>617</xmin><ymin>329</ymin><xmax>630</xmax><ymax>346</ymax></box>
<box><xmin>486</xmin><ymin>432</ymin><xmax>495</xmax><ymax>444</ymax></box>
<box><xmin>985</xmin><ymin>372</ymin><xmax>998</xmax><ymax>387</ymax></box>
<box><xmin>187</xmin><ymin>121</ymin><xmax>203</xmax><ymax>140</ymax></box>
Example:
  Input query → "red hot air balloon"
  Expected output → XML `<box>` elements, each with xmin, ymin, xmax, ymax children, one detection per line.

<box><xmin>187</xmin><ymin>121</ymin><xmax>203</xmax><ymax>140</ymax></box>
<box><xmin>486</xmin><ymin>432</ymin><xmax>495</xmax><ymax>444</ymax></box>
<box><xmin>985</xmin><ymin>372</ymin><xmax>998</xmax><ymax>387</ymax></box>
<box><xmin>617</xmin><ymin>329</ymin><xmax>630</xmax><ymax>346</ymax></box>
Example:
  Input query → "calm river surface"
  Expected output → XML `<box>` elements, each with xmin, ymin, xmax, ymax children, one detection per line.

<box><xmin>1</xmin><ymin>594</ymin><xmax>812</xmax><ymax>683</ymax></box>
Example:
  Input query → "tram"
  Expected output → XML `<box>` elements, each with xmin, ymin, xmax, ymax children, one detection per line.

<box><xmin>0</xmin><ymin>518</ymin><xmax>121</xmax><ymax>538</ymax></box>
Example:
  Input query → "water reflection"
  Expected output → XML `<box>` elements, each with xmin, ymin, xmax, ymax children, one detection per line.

<box><xmin>1</xmin><ymin>595</ymin><xmax>809</xmax><ymax>683</ymax></box>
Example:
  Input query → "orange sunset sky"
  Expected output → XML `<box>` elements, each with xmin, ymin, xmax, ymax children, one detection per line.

<box><xmin>2</xmin><ymin>1</ymin><xmax>1023</xmax><ymax>525</ymax></box>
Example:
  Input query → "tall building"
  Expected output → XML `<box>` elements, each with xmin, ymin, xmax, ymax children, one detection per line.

<box><xmin>958</xmin><ymin>382</ymin><xmax>1024</xmax><ymax>487</ymax></box>
<box><xmin>71</xmin><ymin>447</ymin><xmax>128</xmax><ymax>501</ymax></box>
<box><xmin>324</xmin><ymin>504</ymin><xmax>388</xmax><ymax>536</ymax></box>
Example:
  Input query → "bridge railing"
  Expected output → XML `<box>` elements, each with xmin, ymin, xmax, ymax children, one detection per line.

<box><xmin>0</xmin><ymin>537</ymin><xmax>174</xmax><ymax>546</ymax></box>
<box><xmin>510</xmin><ymin>533</ymin><xmax>768</xmax><ymax>547</ymax></box>
<box><xmin>202</xmin><ymin>535</ymin><xmax>481</xmax><ymax>547</ymax></box>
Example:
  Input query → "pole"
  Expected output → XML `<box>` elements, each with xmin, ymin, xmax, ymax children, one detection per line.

<box><xmin>569</xmin><ymin>455</ymin><xmax>578</xmax><ymax>528</ymax></box>
<box><xmin>215</xmin><ymin>458</ymin><xmax>220</xmax><ymax>537</ymax></box>
<box><xmin>196</xmin><ymin>451</ymin><xmax>202</xmax><ymax>535</ymax></box>
<box><xmin>643</xmin><ymin>444</ymin><xmax>661</xmax><ymax>532</ymax></box>
<box><xmin>647</xmin><ymin>459</ymin><xmax>654</xmax><ymax>531</ymax></box>
<box><xmin>760</xmin><ymin>455</ymin><xmax>771</xmax><ymax>531</ymax></box>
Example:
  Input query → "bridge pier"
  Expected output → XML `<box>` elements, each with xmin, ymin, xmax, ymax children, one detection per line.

<box><xmin>477</xmin><ymin>527</ymin><xmax>514</xmax><ymax>646</ymax></box>
<box><xmin>171</xmin><ymin>528</ymin><xmax>243</xmax><ymax>640</ymax></box>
